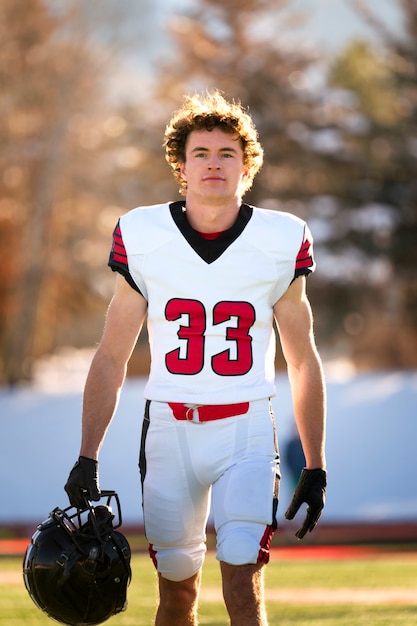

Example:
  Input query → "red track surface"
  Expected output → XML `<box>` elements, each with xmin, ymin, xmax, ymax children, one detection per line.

<box><xmin>2</xmin><ymin>538</ymin><xmax>416</xmax><ymax>560</ymax></box>
<box><xmin>0</xmin><ymin>539</ymin><xmax>30</xmax><ymax>556</ymax></box>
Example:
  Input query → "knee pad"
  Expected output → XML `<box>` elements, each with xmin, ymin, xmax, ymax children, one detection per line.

<box><xmin>216</xmin><ymin>522</ymin><xmax>273</xmax><ymax>566</ymax></box>
<box><xmin>149</xmin><ymin>543</ymin><xmax>206</xmax><ymax>582</ymax></box>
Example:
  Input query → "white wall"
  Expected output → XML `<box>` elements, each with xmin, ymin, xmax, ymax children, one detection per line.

<box><xmin>1</xmin><ymin>369</ymin><xmax>416</xmax><ymax>526</ymax></box>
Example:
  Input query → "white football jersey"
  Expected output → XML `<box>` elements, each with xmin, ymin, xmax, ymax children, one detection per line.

<box><xmin>109</xmin><ymin>201</ymin><xmax>315</xmax><ymax>404</ymax></box>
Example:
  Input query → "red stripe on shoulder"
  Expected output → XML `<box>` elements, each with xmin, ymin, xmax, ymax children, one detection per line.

<box><xmin>110</xmin><ymin>223</ymin><xmax>128</xmax><ymax>268</ymax></box>
<box><xmin>295</xmin><ymin>232</ymin><xmax>314</xmax><ymax>271</ymax></box>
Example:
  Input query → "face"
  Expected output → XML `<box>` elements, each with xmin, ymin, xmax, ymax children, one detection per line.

<box><xmin>179</xmin><ymin>128</ymin><xmax>249</xmax><ymax>202</ymax></box>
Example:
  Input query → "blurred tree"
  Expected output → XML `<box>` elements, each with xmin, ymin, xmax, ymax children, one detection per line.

<box><xmin>0</xmin><ymin>0</ymin><xmax>75</xmax><ymax>385</ymax></box>
<box><xmin>324</xmin><ymin>0</ymin><xmax>417</xmax><ymax>367</ymax></box>
<box><xmin>0</xmin><ymin>0</ymin><xmax>157</xmax><ymax>385</ymax></box>
<box><xmin>1</xmin><ymin>0</ymin><xmax>416</xmax><ymax>384</ymax></box>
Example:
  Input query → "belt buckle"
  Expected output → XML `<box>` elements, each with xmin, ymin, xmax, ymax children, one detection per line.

<box><xmin>185</xmin><ymin>405</ymin><xmax>203</xmax><ymax>423</ymax></box>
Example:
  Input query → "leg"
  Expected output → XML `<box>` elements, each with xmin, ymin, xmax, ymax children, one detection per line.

<box><xmin>141</xmin><ymin>401</ymin><xmax>210</xmax><ymax>580</ymax></box>
<box><xmin>155</xmin><ymin>570</ymin><xmax>201</xmax><ymax>626</ymax></box>
<box><xmin>210</xmin><ymin>400</ymin><xmax>278</xmax><ymax>626</ymax></box>
<box><xmin>142</xmin><ymin>403</ymin><xmax>209</xmax><ymax>625</ymax></box>
<box><xmin>221</xmin><ymin>561</ymin><xmax>268</xmax><ymax>626</ymax></box>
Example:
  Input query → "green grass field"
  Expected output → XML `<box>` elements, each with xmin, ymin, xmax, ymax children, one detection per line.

<box><xmin>1</xmin><ymin>550</ymin><xmax>417</xmax><ymax>625</ymax></box>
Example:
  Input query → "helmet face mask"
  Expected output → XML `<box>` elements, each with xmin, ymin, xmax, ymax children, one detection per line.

<box><xmin>23</xmin><ymin>491</ymin><xmax>132</xmax><ymax>626</ymax></box>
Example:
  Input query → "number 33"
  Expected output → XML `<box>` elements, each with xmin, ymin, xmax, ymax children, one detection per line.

<box><xmin>165</xmin><ymin>298</ymin><xmax>255</xmax><ymax>376</ymax></box>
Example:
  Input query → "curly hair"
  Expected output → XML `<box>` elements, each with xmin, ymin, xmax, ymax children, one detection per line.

<box><xmin>164</xmin><ymin>90</ymin><xmax>264</xmax><ymax>196</ymax></box>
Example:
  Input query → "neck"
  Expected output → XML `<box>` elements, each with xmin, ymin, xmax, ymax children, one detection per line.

<box><xmin>183</xmin><ymin>195</ymin><xmax>242</xmax><ymax>233</ymax></box>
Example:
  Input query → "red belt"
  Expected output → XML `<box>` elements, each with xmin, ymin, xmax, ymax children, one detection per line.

<box><xmin>168</xmin><ymin>402</ymin><xmax>249</xmax><ymax>422</ymax></box>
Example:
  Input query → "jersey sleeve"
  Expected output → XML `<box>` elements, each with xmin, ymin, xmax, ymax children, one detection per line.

<box><xmin>294</xmin><ymin>224</ymin><xmax>316</xmax><ymax>278</ymax></box>
<box><xmin>107</xmin><ymin>220</ymin><xmax>143</xmax><ymax>294</ymax></box>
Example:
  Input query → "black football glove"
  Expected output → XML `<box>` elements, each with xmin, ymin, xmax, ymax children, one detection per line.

<box><xmin>285</xmin><ymin>468</ymin><xmax>327</xmax><ymax>539</ymax></box>
<box><xmin>64</xmin><ymin>456</ymin><xmax>100</xmax><ymax>509</ymax></box>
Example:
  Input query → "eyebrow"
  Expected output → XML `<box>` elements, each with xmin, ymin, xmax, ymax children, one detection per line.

<box><xmin>190</xmin><ymin>146</ymin><xmax>239</xmax><ymax>154</ymax></box>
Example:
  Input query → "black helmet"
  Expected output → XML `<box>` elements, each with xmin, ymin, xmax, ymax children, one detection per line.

<box><xmin>23</xmin><ymin>491</ymin><xmax>131</xmax><ymax>626</ymax></box>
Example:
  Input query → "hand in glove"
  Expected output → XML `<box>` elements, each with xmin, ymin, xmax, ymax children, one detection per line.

<box><xmin>64</xmin><ymin>456</ymin><xmax>100</xmax><ymax>509</ymax></box>
<box><xmin>285</xmin><ymin>468</ymin><xmax>327</xmax><ymax>539</ymax></box>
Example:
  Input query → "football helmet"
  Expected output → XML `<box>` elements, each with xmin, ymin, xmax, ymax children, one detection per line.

<box><xmin>23</xmin><ymin>491</ymin><xmax>132</xmax><ymax>626</ymax></box>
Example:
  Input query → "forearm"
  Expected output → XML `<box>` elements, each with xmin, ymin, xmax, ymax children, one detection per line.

<box><xmin>79</xmin><ymin>350</ymin><xmax>127</xmax><ymax>460</ymax></box>
<box><xmin>287</xmin><ymin>353</ymin><xmax>326</xmax><ymax>470</ymax></box>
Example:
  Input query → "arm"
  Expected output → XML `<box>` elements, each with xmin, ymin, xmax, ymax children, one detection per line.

<box><xmin>273</xmin><ymin>276</ymin><xmax>326</xmax><ymax>469</ymax></box>
<box><xmin>80</xmin><ymin>273</ymin><xmax>148</xmax><ymax>459</ymax></box>
<box><xmin>273</xmin><ymin>276</ymin><xmax>327</xmax><ymax>537</ymax></box>
<box><xmin>65</xmin><ymin>274</ymin><xmax>147</xmax><ymax>506</ymax></box>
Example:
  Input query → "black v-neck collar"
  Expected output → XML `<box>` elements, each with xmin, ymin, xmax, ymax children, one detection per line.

<box><xmin>169</xmin><ymin>201</ymin><xmax>253</xmax><ymax>264</ymax></box>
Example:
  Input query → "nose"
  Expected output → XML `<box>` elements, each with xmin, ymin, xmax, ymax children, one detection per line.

<box><xmin>207</xmin><ymin>154</ymin><xmax>221</xmax><ymax>169</ymax></box>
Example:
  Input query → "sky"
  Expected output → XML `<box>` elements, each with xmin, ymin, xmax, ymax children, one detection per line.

<box><xmin>285</xmin><ymin>0</ymin><xmax>406</xmax><ymax>52</ymax></box>
<box><xmin>109</xmin><ymin>0</ymin><xmax>407</xmax><ymax>103</ymax></box>
<box><xmin>155</xmin><ymin>0</ymin><xmax>407</xmax><ymax>54</ymax></box>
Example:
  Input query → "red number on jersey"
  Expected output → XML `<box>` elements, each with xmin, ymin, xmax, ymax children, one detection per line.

<box><xmin>212</xmin><ymin>301</ymin><xmax>255</xmax><ymax>375</ymax></box>
<box><xmin>165</xmin><ymin>299</ymin><xmax>206</xmax><ymax>374</ymax></box>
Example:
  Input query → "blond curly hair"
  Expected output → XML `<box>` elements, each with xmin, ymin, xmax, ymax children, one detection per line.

<box><xmin>164</xmin><ymin>90</ymin><xmax>264</xmax><ymax>195</ymax></box>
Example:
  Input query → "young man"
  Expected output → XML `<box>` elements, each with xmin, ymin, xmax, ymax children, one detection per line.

<box><xmin>65</xmin><ymin>91</ymin><xmax>327</xmax><ymax>626</ymax></box>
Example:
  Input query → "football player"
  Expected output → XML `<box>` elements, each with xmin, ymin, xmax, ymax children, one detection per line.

<box><xmin>65</xmin><ymin>90</ymin><xmax>327</xmax><ymax>626</ymax></box>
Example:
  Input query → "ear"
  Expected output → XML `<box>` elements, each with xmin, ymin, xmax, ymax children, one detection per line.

<box><xmin>179</xmin><ymin>162</ymin><xmax>186</xmax><ymax>181</ymax></box>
